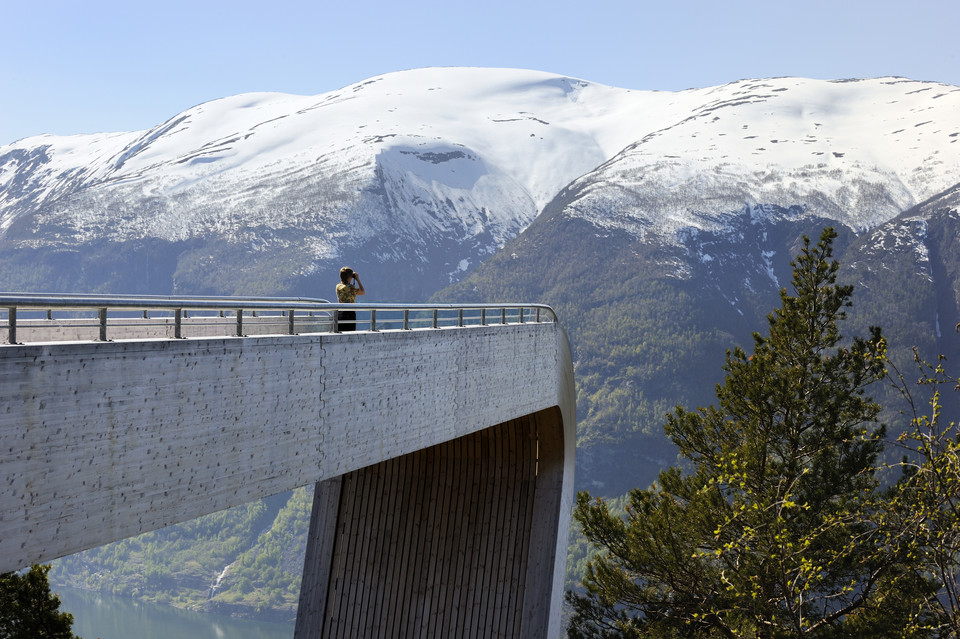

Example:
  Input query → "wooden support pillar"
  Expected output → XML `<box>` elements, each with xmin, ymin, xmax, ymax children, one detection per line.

<box><xmin>293</xmin><ymin>408</ymin><xmax>566</xmax><ymax>639</ymax></box>
<box><xmin>295</xmin><ymin>478</ymin><xmax>343</xmax><ymax>639</ymax></box>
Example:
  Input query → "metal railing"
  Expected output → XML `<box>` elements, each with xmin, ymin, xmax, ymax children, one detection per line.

<box><xmin>0</xmin><ymin>293</ymin><xmax>558</xmax><ymax>345</ymax></box>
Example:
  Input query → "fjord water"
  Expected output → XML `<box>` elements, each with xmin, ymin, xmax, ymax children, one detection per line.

<box><xmin>56</xmin><ymin>586</ymin><xmax>294</xmax><ymax>639</ymax></box>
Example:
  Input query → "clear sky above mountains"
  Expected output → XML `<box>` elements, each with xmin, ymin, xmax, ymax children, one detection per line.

<box><xmin>3</xmin><ymin>0</ymin><xmax>958</xmax><ymax>146</ymax></box>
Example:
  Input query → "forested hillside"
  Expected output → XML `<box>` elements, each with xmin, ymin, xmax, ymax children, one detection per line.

<box><xmin>438</xmin><ymin>205</ymin><xmax>851</xmax><ymax>493</ymax></box>
<box><xmin>51</xmin><ymin>487</ymin><xmax>312</xmax><ymax>623</ymax></box>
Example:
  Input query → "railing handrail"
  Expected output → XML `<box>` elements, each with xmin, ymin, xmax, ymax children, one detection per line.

<box><xmin>0</xmin><ymin>293</ymin><xmax>555</xmax><ymax>313</ymax></box>
<box><xmin>0</xmin><ymin>293</ymin><xmax>557</xmax><ymax>344</ymax></box>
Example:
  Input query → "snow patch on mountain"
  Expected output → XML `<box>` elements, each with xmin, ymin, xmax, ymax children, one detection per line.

<box><xmin>559</xmin><ymin>77</ymin><xmax>960</xmax><ymax>244</ymax></box>
<box><xmin>1</xmin><ymin>69</ymin><xmax>959</xmax><ymax>290</ymax></box>
<box><xmin>0</xmin><ymin>68</ymin><xmax>661</xmax><ymax>260</ymax></box>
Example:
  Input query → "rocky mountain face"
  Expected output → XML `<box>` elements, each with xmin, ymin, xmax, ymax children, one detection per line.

<box><xmin>843</xmin><ymin>185</ymin><xmax>960</xmax><ymax>376</ymax></box>
<box><xmin>4</xmin><ymin>67</ymin><xmax>959</xmax><ymax>616</ymax></box>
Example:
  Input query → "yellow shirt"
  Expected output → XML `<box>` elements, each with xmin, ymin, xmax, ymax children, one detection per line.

<box><xmin>336</xmin><ymin>282</ymin><xmax>359</xmax><ymax>303</ymax></box>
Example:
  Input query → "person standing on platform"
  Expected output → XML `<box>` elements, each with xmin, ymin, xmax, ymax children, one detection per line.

<box><xmin>336</xmin><ymin>267</ymin><xmax>365</xmax><ymax>331</ymax></box>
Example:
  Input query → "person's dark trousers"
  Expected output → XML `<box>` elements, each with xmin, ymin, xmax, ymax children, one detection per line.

<box><xmin>338</xmin><ymin>309</ymin><xmax>356</xmax><ymax>332</ymax></box>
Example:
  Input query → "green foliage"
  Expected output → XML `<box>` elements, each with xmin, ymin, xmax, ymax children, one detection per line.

<box><xmin>884</xmin><ymin>350</ymin><xmax>960</xmax><ymax>635</ymax></box>
<box><xmin>0</xmin><ymin>564</ymin><xmax>80</xmax><ymax>639</ymax></box>
<box><xmin>571</xmin><ymin>283</ymin><xmax>730</xmax><ymax>446</ymax></box>
<box><xmin>209</xmin><ymin>487</ymin><xmax>312</xmax><ymax>616</ymax></box>
<box><xmin>50</xmin><ymin>487</ymin><xmax>312</xmax><ymax>622</ymax></box>
<box><xmin>569</xmin><ymin>229</ymin><xmax>903</xmax><ymax>637</ymax></box>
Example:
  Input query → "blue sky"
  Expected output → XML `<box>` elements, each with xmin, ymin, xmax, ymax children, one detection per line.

<box><xmin>3</xmin><ymin>0</ymin><xmax>958</xmax><ymax>146</ymax></box>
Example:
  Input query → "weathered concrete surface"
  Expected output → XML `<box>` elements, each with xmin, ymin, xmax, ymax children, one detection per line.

<box><xmin>8</xmin><ymin>313</ymin><xmax>332</xmax><ymax>343</ymax></box>
<box><xmin>0</xmin><ymin>322</ymin><xmax>575</xmax><ymax>637</ymax></box>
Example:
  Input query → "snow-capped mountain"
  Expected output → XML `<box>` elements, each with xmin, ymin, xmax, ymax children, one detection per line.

<box><xmin>1</xmin><ymin>69</ymin><xmax>958</xmax><ymax>299</ymax></box>
<box><xmin>548</xmin><ymin>77</ymin><xmax>960</xmax><ymax>243</ymax></box>
<box><xmin>0</xmin><ymin>68</ymin><xmax>659</xmax><ymax>297</ymax></box>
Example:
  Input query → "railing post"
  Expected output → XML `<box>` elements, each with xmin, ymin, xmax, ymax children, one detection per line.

<box><xmin>332</xmin><ymin>310</ymin><xmax>340</xmax><ymax>333</ymax></box>
<box><xmin>236</xmin><ymin>309</ymin><xmax>243</xmax><ymax>337</ymax></box>
<box><xmin>403</xmin><ymin>309</ymin><xmax>410</xmax><ymax>330</ymax></box>
<box><xmin>288</xmin><ymin>309</ymin><xmax>296</xmax><ymax>335</ymax></box>
<box><xmin>519</xmin><ymin>307</ymin><xmax>525</xmax><ymax>323</ymax></box>
<box><xmin>370</xmin><ymin>309</ymin><xmax>377</xmax><ymax>332</ymax></box>
<box><xmin>174</xmin><ymin>309</ymin><xmax>183</xmax><ymax>339</ymax></box>
<box><xmin>536</xmin><ymin>307</ymin><xmax>541</xmax><ymax>323</ymax></box>
<box><xmin>481</xmin><ymin>308</ymin><xmax>486</xmax><ymax>325</ymax></box>
<box><xmin>7</xmin><ymin>308</ymin><xmax>16</xmax><ymax>345</ymax></box>
<box><xmin>458</xmin><ymin>308</ymin><xmax>464</xmax><ymax>327</ymax></box>
<box><xmin>501</xmin><ymin>307</ymin><xmax>506</xmax><ymax>324</ymax></box>
<box><xmin>432</xmin><ymin>309</ymin><xmax>438</xmax><ymax>329</ymax></box>
<box><xmin>98</xmin><ymin>308</ymin><xmax>108</xmax><ymax>341</ymax></box>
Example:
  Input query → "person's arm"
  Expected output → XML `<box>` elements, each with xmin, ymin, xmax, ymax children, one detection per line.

<box><xmin>353</xmin><ymin>273</ymin><xmax>365</xmax><ymax>296</ymax></box>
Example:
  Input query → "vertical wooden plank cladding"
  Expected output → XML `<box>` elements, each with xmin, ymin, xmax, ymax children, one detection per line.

<box><xmin>322</xmin><ymin>470</ymin><xmax>354</xmax><ymax>634</ymax></box>
<box><xmin>508</xmin><ymin>418</ymin><xmax>528</xmax><ymax>633</ymax></box>
<box><xmin>376</xmin><ymin>455</ymin><xmax>404</xmax><ymax>638</ymax></box>
<box><xmin>328</xmin><ymin>472</ymin><xmax>352</xmax><ymax>637</ymax></box>
<box><xmin>408</xmin><ymin>448</ymin><xmax>427</xmax><ymax>635</ymax></box>
<box><xmin>293</xmin><ymin>478</ymin><xmax>342</xmax><ymax>639</ymax></box>
<box><xmin>477</xmin><ymin>423</ymin><xmax>498</xmax><ymax>636</ymax></box>
<box><xmin>491</xmin><ymin>421</ymin><xmax>514</xmax><ymax>637</ymax></box>
<box><xmin>466</xmin><ymin>425</ymin><xmax>493</xmax><ymax>639</ymax></box>
<box><xmin>500</xmin><ymin>419</ymin><xmax>521</xmax><ymax>636</ymax></box>
<box><xmin>429</xmin><ymin>442</ymin><xmax>446</xmax><ymax>638</ymax></box>
<box><xmin>452</xmin><ymin>428</ymin><xmax>477</xmax><ymax>637</ymax></box>
<box><xmin>443</xmin><ymin>436</ymin><xmax>464</xmax><ymax>639</ymax></box>
<box><xmin>350</xmin><ymin>466</ymin><xmax>376</xmax><ymax>635</ymax></box>
<box><xmin>356</xmin><ymin>462</ymin><xmax>383</xmax><ymax>635</ymax></box>
<box><xmin>319</xmin><ymin>413</ymin><xmax>545</xmax><ymax>638</ymax></box>
<box><xmin>391</xmin><ymin>445</ymin><xmax>421</xmax><ymax>636</ymax></box>
<box><xmin>407</xmin><ymin>445</ymin><xmax>432</xmax><ymax>638</ymax></box>
<box><xmin>336</xmin><ymin>468</ymin><xmax>361</xmax><ymax>636</ymax></box>
<box><xmin>435</xmin><ymin>437</ymin><xmax>458</xmax><ymax>639</ymax></box>
<box><xmin>514</xmin><ymin>414</ymin><xmax>538</xmax><ymax>635</ymax></box>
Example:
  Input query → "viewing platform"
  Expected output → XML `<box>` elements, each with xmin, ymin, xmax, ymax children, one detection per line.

<box><xmin>0</xmin><ymin>294</ymin><xmax>576</xmax><ymax>638</ymax></box>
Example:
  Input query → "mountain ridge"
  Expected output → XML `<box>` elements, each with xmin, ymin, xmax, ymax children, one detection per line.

<box><xmin>2</xmin><ymin>69</ymin><xmax>958</xmax><ymax>301</ymax></box>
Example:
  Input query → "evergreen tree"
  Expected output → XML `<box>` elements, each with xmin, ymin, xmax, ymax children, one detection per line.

<box><xmin>568</xmin><ymin>228</ymin><xmax>900</xmax><ymax>637</ymax></box>
<box><xmin>0</xmin><ymin>564</ymin><xmax>80</xmax><ymax>639</ymax></box>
